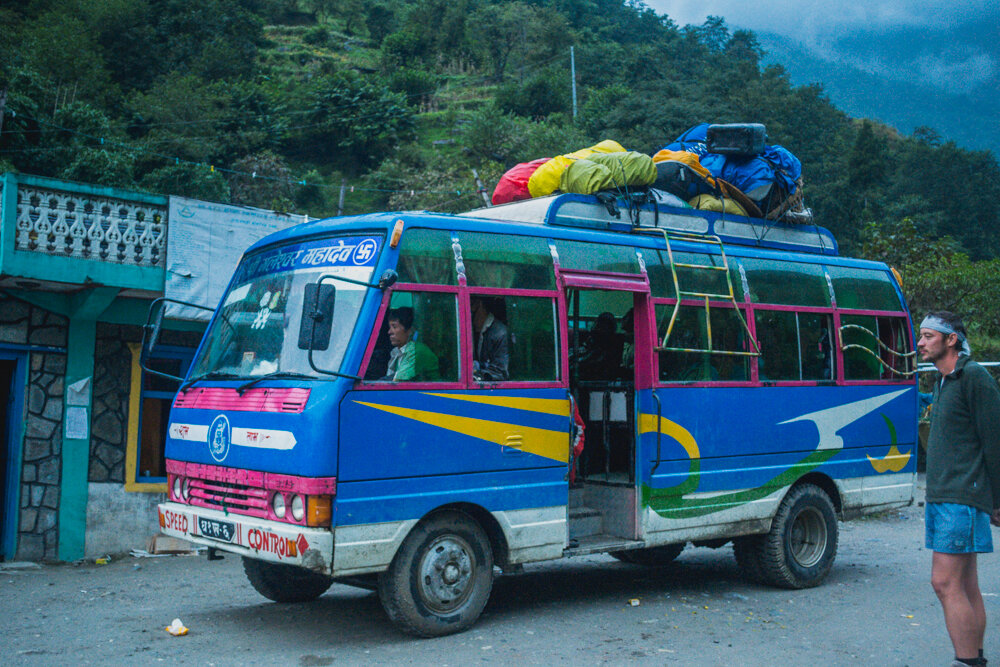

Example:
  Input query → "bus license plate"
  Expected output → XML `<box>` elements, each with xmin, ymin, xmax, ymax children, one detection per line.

<box><xmin>197</xmin><ymin>516</ymin><xmax>235</xmax><ymax>543</ymax></box>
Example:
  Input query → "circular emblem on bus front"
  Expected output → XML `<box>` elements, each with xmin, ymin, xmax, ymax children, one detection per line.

<box><xmin>352</xmin><ymin>238</ymin><xmax>378</xmax><ymax>265</ymax></box>
<box><xmin>208</xmin><ymin>414</ymin><xmax>231</xmax><ymax>463</ymax></box>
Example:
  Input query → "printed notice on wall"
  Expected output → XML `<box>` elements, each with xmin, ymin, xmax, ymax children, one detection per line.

<box><xmin>65</xmin><ymin>407</ymin><xmax>89</xmax><ymax>440</ymax></box>
<box><xmin>165</xmin><ymin>197</ymin><xmax>310</xmax><ymax>321</ymax></box>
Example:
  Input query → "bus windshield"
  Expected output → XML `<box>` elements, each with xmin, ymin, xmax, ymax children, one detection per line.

<box><xmin>189</xmin><ymin>235</ymin><xmax>382</xmax><ymax>379</ymax></box>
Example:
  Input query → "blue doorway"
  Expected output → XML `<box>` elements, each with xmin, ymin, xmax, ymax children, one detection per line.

<box><xmin>0</xmin><ymin>350</ymin><xmax>27</xmax><ymax>561</ymax></box>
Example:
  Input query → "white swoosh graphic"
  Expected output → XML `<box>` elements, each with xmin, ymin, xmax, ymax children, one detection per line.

<box><xmin>778</xmin><ymin>388</ymin><xmax>909</xmax><ymax>451</ymax></box>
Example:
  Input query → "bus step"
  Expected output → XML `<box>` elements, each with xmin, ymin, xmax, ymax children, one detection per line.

<box><xmin>568</xmin><ymin>506</ymin><xmax>602</xmax><ymax>539</ymax></box>
<box><xmin>568</xmin><ymin>487</ymin><xmax>586</xmax><ymax>509</ymax></box>
<box><xmin>564</xmin><ymin>534</ymin><xmax>644</xmax><ymax>557</ymax></box>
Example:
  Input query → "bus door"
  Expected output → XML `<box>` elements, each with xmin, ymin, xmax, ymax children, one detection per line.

<box><xmin>562</xmin><ymin>272</ymin><xmax>651</xmax><ymax>543</ymax></box>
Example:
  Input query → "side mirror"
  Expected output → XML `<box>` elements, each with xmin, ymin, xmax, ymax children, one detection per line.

<box><xmin>144</xmin><ymin>300</ymin><xmax>165</xmax><ymax>357</ymax></box>
<box><xmin>298</xmin><ymin>282</ymin><xmax>336</xmax><ymax>351</ymax></box>
<box><xmin>378</xmin><ymin>269</ymin><xmax>398</xmax><ymax>290</ymax></box>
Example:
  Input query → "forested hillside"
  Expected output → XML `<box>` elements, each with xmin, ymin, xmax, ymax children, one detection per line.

<box><xmin>3</xmin><ymin>0</ymin><xmax>1000</xmax><ymax>338</ymax></box>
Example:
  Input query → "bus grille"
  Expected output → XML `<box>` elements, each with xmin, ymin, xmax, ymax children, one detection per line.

<box><xmin>187</xmin><ymin>478</ymin><xmax>269</xmax><ymax>518</ymax></box>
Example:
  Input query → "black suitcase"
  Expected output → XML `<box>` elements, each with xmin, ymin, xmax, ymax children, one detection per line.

<box><xmin>706</xmin><ymin>123</ymin><xmax>767</xmax><ymax>156</ymax></box>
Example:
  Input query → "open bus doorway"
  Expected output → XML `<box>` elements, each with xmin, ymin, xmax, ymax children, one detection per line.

<box><xmin>566</xmin><ymin>287</ymin><xmax>646</xmax><ymax>544</ymax></box>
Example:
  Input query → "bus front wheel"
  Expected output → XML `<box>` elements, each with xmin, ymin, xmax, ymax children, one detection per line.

<box><xmin>242</xmin><ymin>556</ymin><xmax>333</xmax><ymax>602</ymax></box>
<box><xmin>378</xmin><ymin>510</ymin><xmax>494</xmax><ymax>637</ymax></box>
<box><xmin>759</xmin><ymin>484</ymin><xmax>838</xmax><ymax>589</ymax></box>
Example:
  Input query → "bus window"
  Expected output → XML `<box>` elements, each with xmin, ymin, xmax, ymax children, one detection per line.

<box><xmin>826</xmin><ymin>265</ymin><xmax>901</xmax><ymax>311</ymax></box>
<box><xmin>877</xmin><ymin>316</ymin><xmax>914</xmax><ymax>378</ymax></box>
<box><xmin>799</xmin><ymin>312</ymin><xmax>835</xmax><ymax>381</ymax></box>
<box><xmin>555</xmin><ymin>240</ymin><xmax>642</xmax><ymax>274</ymax></box>
<box><xmin>646</xmin><ymin>250</ymin><xmax>742</xmax><ymax>302</ymax></box>
<box><xmin>656</xmin><ymin>304</ymin><xmax>750</xmax><ymax>382</ymax></box>
<box><xmin>741</xmin><ymin>258</ymin><xmax>830</xmax><ymax>307</ymax></box>
<box><xmin>469</xmin><ymin>295</ymin><xmax>559</xmax><ymax>383</ymax></box>
<box><xmin>457</xmin><ymin>232</ymin><xmax>555</xmax><ymax>289</ymax></box>
<box><xmin>396</xmin><ymin>229</ymin><xmax>457</xmax><ymax>285</ymax></box>
<box><xmin>367</xmin><ymin>291</ymin><xmax>459</xmax><ymax>383</ymax></box>
<box><xmin>841</xmin><ymin>314</ymin><xmax>882</xmax><ymax>380</ymax></box>
<box><xmin>755</xmin><ymin>310</ymin><xmax>834</xmax><ymax>382</ymax></box>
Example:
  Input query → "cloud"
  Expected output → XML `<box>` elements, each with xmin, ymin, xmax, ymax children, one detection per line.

<box><xmin>648</xmin><ymin>0</ymin><xmax>998</xmax><ymax>36</ymax></box>
<box><xmin>647</xmin><ymin>0</ymin><xmax>1000</xmax><ymax>94</ymax></box>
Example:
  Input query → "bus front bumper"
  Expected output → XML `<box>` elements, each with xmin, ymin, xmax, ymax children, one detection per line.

<box><xmin>157</xmin><ymin>502</ymin><xmax>333</xmax><ymax>573</ymax></box>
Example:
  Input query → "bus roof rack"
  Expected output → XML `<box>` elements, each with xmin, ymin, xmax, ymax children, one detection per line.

<box><xmin>458</xmin><ymin>192</ymin><xmax>838</xmax><ymax>256</ymax></box>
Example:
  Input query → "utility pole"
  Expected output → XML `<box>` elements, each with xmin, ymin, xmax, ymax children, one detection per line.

<box><xmin>570</xmin><ymin>46</ymin><xmax>577</xmax><ymax>120</ymax></box>
<box><xmin>471</xmin><ymin>169</ymin><xmax>491</xmax><ymax>207</ymax></box>
<box><xmin>337</xmin><ymin>179</ymin><xmax>346</xmax><ymax>216</ymax></box>
<box><xmin>0</xmin><ymin>86</ymin><xmax>8</xmax><ymax>139</ymax></box>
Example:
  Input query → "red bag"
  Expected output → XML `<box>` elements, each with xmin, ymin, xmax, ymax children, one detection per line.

<box><xmin>492</xmin><ymin>158</ymin><xmax>550</xmax><ymax>205</ymax></box>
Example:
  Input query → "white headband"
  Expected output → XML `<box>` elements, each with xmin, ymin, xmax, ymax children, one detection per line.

<box><xmin>920</xmin><ymin>315</ymin><xmax>971</xmax><ymax>356</ymax></box>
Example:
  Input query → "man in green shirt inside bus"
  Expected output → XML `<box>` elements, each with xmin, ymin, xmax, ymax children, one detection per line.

<box><xmin>383</xmin><ymin>307</ymin><xmax>440</xmax><ymax>382</ymax></box>
<box><xmin>918</xmin><ymin>311</ymin><xmax>1000</xmax><ymax>667</ymax></box>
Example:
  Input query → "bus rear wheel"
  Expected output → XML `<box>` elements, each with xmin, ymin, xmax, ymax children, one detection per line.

<box><xmin>378</xmin><ymin>510</ymin><xmax>494</xmax><ymax>637</ymax></box>
<box><xmin>242</xmin><ymin>557</ymin><xmax>333</xmax><ymax>602</ymax></box>
<box><xmin>758</xmin><ymin>484</ymin><xmax>838</xmax><ymax>589</ymax></box>
<box><xmin>610</xmin><ymin>543</ymin><xmax>684</xmax><ymax>566</ymax></box>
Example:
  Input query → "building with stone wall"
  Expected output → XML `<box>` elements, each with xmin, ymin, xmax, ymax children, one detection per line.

<box><xmin>0</xmin><ymin>173</ymin><xmax>199</xmax><ymax>562</ymax></box>
<box><xmin>1</xmin><ymin>173</ymin><xmax>302</xmax><ymax>562</ymax></box>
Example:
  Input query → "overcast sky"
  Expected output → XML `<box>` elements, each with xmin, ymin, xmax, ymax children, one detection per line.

<box><xmin>646</xmin><ymin>0</ymin><xmax>999</xmax><ymax>95</ymax></box>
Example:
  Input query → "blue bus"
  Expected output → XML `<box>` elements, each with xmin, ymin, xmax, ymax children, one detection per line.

<box><xmin>156</xmin><ymin>192</ymin><xmax>917</xmax><ymax>636</ymax></box>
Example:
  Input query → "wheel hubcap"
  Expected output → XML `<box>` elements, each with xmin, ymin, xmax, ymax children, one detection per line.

<box><xmin>789</xmin><ymin>506</ymin><xmax>827</xmax><ymax>568</ymax></box>
<box><xmin>418</xmin><ymin>535</ymin><xmax>475</xmax><ymax>613</ymax></box>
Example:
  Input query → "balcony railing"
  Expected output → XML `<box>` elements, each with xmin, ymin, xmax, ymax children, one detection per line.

<box><xmin>11</xmin><ymin>181</ymin><xmax>166</xmax><ymax>268</ymax></box>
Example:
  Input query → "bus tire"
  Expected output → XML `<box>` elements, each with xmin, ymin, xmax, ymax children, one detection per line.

<box><xmin>242</xmin><ymin>556</ymin><xmax>333</xmax><ymax>602</ymax></box>
<box><xmin>377</xmin><ymin>510</ymin><xmax>494</xmax><ymax>637</ymax></box>
<box><xmin>610</xmin><ymin>543</ymin><xmax>684</xmax><ymax>566</ymax></box>
<box><xmin>758</xmin><ymin>484</ymin><xmax>838</xmax><ymax>589</ymax></box>
<box><xmin>732</xmin><ymin>535</ymin><xmax>766</xmax><ymax>583</ymax></box>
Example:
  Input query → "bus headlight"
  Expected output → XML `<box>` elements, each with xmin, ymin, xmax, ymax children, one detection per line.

<box><xmin>290</xmin><ymin>494</ymin><xmax>304</xmax><ymax>521</ymax></box>
<box><xmin>172</xmin><ymin>476</ymin><xmax>183</xmax><ymax>501</ymax></box>
<box><xmin>181</xmin><ymin>478</ymin><xmax>191</xmax><ymax>500</ymax></box>
<box><xmin>272</xmin><ymin>493</ymin><xmax>286</xmax><ymax>518</ymax></box>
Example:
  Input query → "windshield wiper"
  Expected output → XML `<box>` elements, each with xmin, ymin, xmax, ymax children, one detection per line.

<box><xmin>179</xmin><ymin>371</ymin><xmax>241</xmax><ymax>393</ymax></box>
<box><xmin>236</xmin><ymin>371</ymin><xmax>315</xmax><ymax>394</ymax></box>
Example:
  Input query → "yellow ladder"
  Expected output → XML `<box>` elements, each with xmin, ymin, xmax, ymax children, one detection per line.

<box><xmin>651</xmin><ymin>229</ymin><xmax>760</xmax><ymax>357</ymax></box>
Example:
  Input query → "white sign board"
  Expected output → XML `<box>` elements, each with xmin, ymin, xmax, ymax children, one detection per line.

<box><xmin>165</xmin><ymin>197</ymin><xmax>308</xmax><ymax>320</ymax></box>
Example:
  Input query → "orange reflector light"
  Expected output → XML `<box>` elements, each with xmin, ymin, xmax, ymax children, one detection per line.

<box><xmin>390</xmin><ymin>219</ymin><xmax>404</xmax><ymax>248</ymax></box>
<box><xmin>306</xmin><ymin>495</ymin><xmax>332</xmax><ymax>527</ymax></box>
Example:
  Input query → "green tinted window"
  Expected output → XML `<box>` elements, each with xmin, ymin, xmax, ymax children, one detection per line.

<box><xmin>556</xmin><ymin>240</ymin><xmax>641</xmax><ymax>273</ymax></box>
<box><xmin>755</xmin><ymin>310</ymin><xmax>799</xmax><ymax>381</ymax></box>
<box><xmin>396</xmin><ymin>229</ymin><xmax>456</xmax><ymax>285</ymax></box>
<box><xmin>742</xmin><ymin>258</ymin><xmax>830</xmax><ymax>307</ymax></box>
<box><xmin>826</xmin><ymin>265</ymin><xmax>901</xmax><ymax>311</ymax></box>
<box><xmin>504</xmin><ymin>296</ymin><xmax>559</xmax><ymax>381</ymax></box>
<box><xmin>656</xmin><ymin>304</ymin><xmax>750</xmax><ymax>382</ymax></box>
<box><xmin>799</xmin><ymin>312</ymin><xmax>835</xmax><ymax>381</ymax></box>
<box><xmin>841</xmin><ymin>314</ymin><xmax>881</xmax><ymax>380</ymax></box>
<box><xmin>646</xmin><ymin>250</ymin><xmax>743</xmax><ymax>301</ymax></box>
<box><xmin>755</xmin><ymin>310</ymin><xmax>834</xmax><ymax>382</ymax></box>
<box><xmin>458</xmin><ymin>232</ymin><xmax>555</xmax><ymax>289</ymax></box>
<box><xmin>365</xmin><ymin>291</ymin><xmax>459</xmax><ymax>383</ymax></box>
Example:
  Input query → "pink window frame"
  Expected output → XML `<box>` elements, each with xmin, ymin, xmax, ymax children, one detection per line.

<box><xmin>355</xmin><ymin>282</ymin><xmax>566</xmax><ymax>391</ymax></box>
<box><xmin>651</xmin><ymin>297</ymin><xmax>757</xmax><ymax>388</ymax></box>
<box><xmin>835</xmin><ymin>309</ymin><xmax>916</xmax><ymax>386</ymax></box>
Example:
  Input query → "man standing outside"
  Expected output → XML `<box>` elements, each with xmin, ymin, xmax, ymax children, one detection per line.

<box><xmin>918</xmin><ymin>311</ymin><xmax>1000</xmax><ymax>667</ymax></box>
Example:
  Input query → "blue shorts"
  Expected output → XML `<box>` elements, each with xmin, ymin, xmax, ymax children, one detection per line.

<box><xmin>925</xmin><ymin>502</ymin><xmax>994</xmax><ymax>554</ymax></box>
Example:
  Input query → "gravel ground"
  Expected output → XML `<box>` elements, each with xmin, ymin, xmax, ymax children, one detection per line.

<box><xmin>3</xmin><ymin>476</ymin><xmax>998</xmax><ymax>666</ymax></box>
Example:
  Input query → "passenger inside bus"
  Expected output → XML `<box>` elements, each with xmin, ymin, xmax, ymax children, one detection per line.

<box><xmin>470</xmin><ymin>296</ymin><xmax>509</xmax><ymax>382</ymax></box>
<box><xmin>578</xmin><ymin>312</ymin><xmax>624</xmax><ymax>380</ymax></box>
<box><xmin>381</xmin><ymin>307</ymin><xmax>440</xmax><ymax>382</ymax></box>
